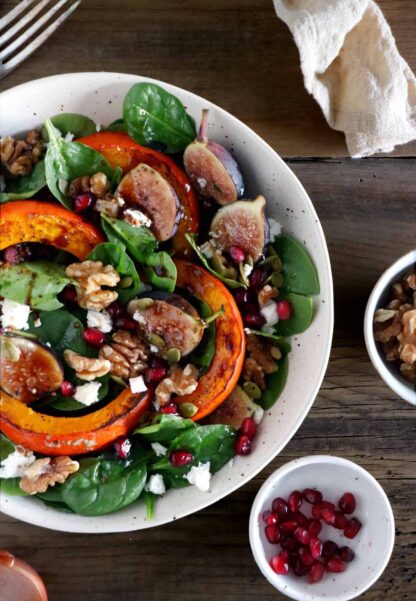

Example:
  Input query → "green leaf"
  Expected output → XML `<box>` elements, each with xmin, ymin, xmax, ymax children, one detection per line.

<box><xmin>258</xmin><ymin>355</ymin><xmax>289</xmax><ymax>410</ymax></box>
<box><xmin>87</xmin><ymin>242</ymin><xmax>141</xmax><ymax>302</ymax></box>
<box><xmin>44</xmin><ymin>118</ymin><xmax>114</xmax><ymax>208</ymax></box>
<box><xmin>245</xmin><ymin>328</ymin><xmax>291</xmax><ymax>354</ymax></box>
<box><xmin>105</xmin><ymin>119</ymin><xmax>127</xmax><ymax>133</ymax></box>
<box><xmin>0</xmin><ymin>160</ymin><xmax>46</xmax><ymax>203</ymax></box>
<box><xmin>0</xmin><ymin>261</ymin><xmax>73</xmax><ymax>311</ymax></box>
<box><xmin>143</xmin><ymin>491</ymin><xmax>155</xmax><ymax>520</ymax></box>
<box><xmin>142</xmin><ymin>252</ymin><xmax>177</xmax><ymax>293</ymax></box>
<box><xmin>0</xmin><ymin>433</ymin><xmax>15</xmax><ymax>462</ymax></box>
<box><xmin>134</xmin><ymin>414</ymin><xmax>195</xmax><ymax>443</ymax></box>
<box><xmin>273</xmin><ymin>292</ymin><xmax>314</xmax><ymax>336</ymax></box>
<box><xmin>101</xmin><ymin>214</ymin><xmax>157</xmax><ymax>260</ymax></box>
<box><xmin>274</xmin><ymin>235</ymin><xmax>320</xmax><ymax>296</ymax></box>
<box><xmin>189</xmin><ymin>299</ymin><xmax>216</xmax><ymax>373</ymax></box>
<box><xmin>0</xmin><ymin>478</ymin><xmax>28</xmax><ymax>496</ymax></box>
<box><xmin>185</xmin><ymin>234</ymin><xmax>244</xmax><ymax>289</ymax></box>
<box><xmin>111</xmin><ymin>165</ymin><xmax>124</xmax><ymax>189</ymax></box>
<box><xmin>42</xmin><ymin>113</ymin><xmax>97</xmax><ymax>140</ymax></box>
<box><xmin>123</xmin><ymin>82</ymin><xmax>196</xmax><ymax>153</ymax></box>
<box><xmin>27</xmin><ymin>308</ymin><xmax>94</xmax><ymax>357</ymax></box>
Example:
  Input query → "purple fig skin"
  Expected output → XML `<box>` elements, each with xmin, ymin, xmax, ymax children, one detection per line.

<box><xmin>209</xmin><ymin>195</ymin><xmax>267</xmax><ymax>262</ymax></box>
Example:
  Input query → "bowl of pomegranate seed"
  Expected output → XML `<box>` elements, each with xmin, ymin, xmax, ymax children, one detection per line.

<box><xmin>249</xmin><ymin>455</ymin><xmax>395</xmax><ymax>601</ymax></box>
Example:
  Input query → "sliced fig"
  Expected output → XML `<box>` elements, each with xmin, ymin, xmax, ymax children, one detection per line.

<box><xmin>183</xmin><ymin>109</ymin><xmax>244</xmax><ymax>205</ymax></box>
<box><xmin>0</xmin><ymin>335</ymin><xmax>63</xmax><ymax>403</ymax></box>
<box><xmin>209</xmin><ymin>195</ymin><xmax>267</xmax><ymax>262</ymax></box>
<box><xmin>206</xmin><ymin>385</ymin><xmax>260</xmax><ymax>429</ymax></box>
<box><xmin>127</xmin><ymin>294</ymin><xmax>204</xmax><ymax>358</ymax></box>
<box><xmin>117</xmin><ymin>163</ymin><xmax>179</xmax><ymax>241</ymax></box>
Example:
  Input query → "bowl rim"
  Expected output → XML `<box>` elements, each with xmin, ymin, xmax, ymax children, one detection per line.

<box><xmin>364</xmin><ymin>249</ymin><xmax>416</xmax><ymax>406</ymax></box>
<box><xmin>0</xmin><ymin>71</ymin><xmax>334</xmax><ymax>532</ymax></box>
<box><xmin>248</xmin><ymin>454</ymin><xmax>396</xmax><ymax>601</ymax></box>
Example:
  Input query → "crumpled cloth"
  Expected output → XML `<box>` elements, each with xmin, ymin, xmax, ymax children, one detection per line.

<box><xmin>273</xmin><ymin>0</ymin><xmax>416</xmax><ymax>157</ymax></box>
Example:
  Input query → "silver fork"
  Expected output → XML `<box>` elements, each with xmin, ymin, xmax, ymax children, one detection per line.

<box><xmin>0</xmin><ymin>0</ymin><xmax>80</xmax><ymax>79</ymax></box>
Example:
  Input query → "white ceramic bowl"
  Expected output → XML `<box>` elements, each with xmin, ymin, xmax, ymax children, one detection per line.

<box><xmin>249</xmin><ymin>455</ymin><xmax>395</xmax><ymax>601</ymax></box>
<box><xmin>0</xmin><ymin>73</ymin><xmax>333</xmax><ymax>533</ymax></box>
<box><xmin>364</xmin><ymin>249</ymin><xmax>416</xmax><ymax>405</ymax></box>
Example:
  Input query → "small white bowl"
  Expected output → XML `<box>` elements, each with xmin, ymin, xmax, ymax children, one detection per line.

<box><xmin>364</xmin><ymin>249</ymin><xmax>416</xmax><ymax>406</ymax></box>
<box><xmin>249</xmin><ymin>455</ymin><xmax>395</xmax><ymax>601</ymax></box>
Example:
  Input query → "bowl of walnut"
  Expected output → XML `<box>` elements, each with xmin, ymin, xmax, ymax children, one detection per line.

<box><xmin>364</xmin><ymin>249</ymin><xmax>416</xmax><ymax>405</ymax></box>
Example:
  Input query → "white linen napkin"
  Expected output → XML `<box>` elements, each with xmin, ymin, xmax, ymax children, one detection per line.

<box><xmin>273</xmin><ymin>0</ymin><xmax>416</xmax><ymax>157</ymax></box>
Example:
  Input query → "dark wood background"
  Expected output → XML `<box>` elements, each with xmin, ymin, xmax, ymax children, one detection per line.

<box><xmin>1</xmin><ymin>2</ymin><xmax>415</xmax><ymax>600</ymax></box>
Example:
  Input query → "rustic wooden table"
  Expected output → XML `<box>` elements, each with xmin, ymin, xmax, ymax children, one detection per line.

<box><xmin>1</xmin><ymin>2</ymin><xmax>415</xmax><ymax>600</ymax></box>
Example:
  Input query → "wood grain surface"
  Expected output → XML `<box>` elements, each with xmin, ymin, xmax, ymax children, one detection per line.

<box><xmin>0</xmin><ymin>1</ymin><xmax>415</xmax><ymax>600</ymax></box>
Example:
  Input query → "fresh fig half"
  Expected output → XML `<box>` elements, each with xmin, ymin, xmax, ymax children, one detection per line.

<box><xmin>0</xmin><ymin>334</ymin><xmax>63</xmax><ymax>403</ymax></box>
<box><xmin>209</xmin><ymin>195</ymin><xmax>267</xmax><ymax>262</ymax></box>
<box><xmin>206</xmin><ymin>385</ymin><xmax>260</xmax><ymax>429</ymax></box>
<box><xmin>183</xmin><ymin>109</ymin><xmax>244</xmax><ymax>205</ymax></box>
<box><xmin>127</xmin><ymin>294</ymin><xmax>204</xmax><ymax>358</ymax></box>
<box><xmin>117</xmin><ymin>163</ymin><xmax>179</xmax><ymax>241</ymax></box>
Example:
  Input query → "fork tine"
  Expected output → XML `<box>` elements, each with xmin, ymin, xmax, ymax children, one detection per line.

<box><xmin>0</xmin><ymin>0</ymin><xmax>36</xmax><ymax>33</ymax></box>
<box><xmin>3</xmin><ymin>1</ymin><xmax>80</xmax><ymax>72</ymax></box>
<box><xmin>1</xmin><ymin>0</ymin><xmax>69</xmax><ymax>62</ymax></box>
<box><xmin>0</xmin><ymin>0</ymin><xmax>52</xmax><ymax>47</ymax></box>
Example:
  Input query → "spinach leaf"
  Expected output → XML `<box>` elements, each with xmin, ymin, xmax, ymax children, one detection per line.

<box><xmin>258</xmin><ymin>355</ymin><xmax>289</xmax><ymax>410</ymax></box>
<box><xmin>101</xmin><ymin>214</ymin><xmax>157</xmax><ymax>259</ymax></box>
<box><xmin>123</xmin><ymin>82</ymin><xmax>196</xmax><ymax>153</ymax></box>
<box><xmin>274</xmin><ymin>235</ymin><xmax>320</xmax><ymax>296</ymax></box>
<box><xmin>105</xmin><ymin>118</ymin><xmax>127</xmax><ymax>133</ymax></box>
<box><xmin>0</xmin><ymin>261</ymin><xmax>73</xmax><ymax>311</ymax></box>
<box><xmin>245</xmin><ymin>328</ymin><xmax>291</xmax><ymax>354</ymax></box>
<box><xmin>42</xmin><ymin>113</ymin><xmax>97</xmax><ymax>140</ymax></box>
<box><xmin>189</xmin><ymin>299</ymin><xmax>216</xmax><ymax>372</ymax></box>
<box><xmin>61</xmin><ymin>451</ymin><xmax>149</xmax><ymax>515</ymax></box>
<box><xmin>0</xmin><ymin>433</ymin><xmax>15</xmax><ymax>462</ymax></box>
<box><xmin>27</xmin><ymin>308</ymin><xmax>94</xmax><ymax>357</ymax></box>
<box><xmin>273</xmin><ymin>292</ymin><xmax>314</xmax><ymax>336</ymax></box>
<box><xmin>185</xmin><ymin>234</ymin><xmax>244</xmax><ymax>289</ymax></box>
<box><xmin>0</xmin><ymin>160</ymin><xmax>46</xmax><ymax>203</ymax></box>
<box><xmin>134</xmin><ymin>414</ymin><xmax>195</xmax><ymax>443</ymax></box>
<box><xmin>143</xmin><ymin>491</ymin><xmax>155</xmax><ymax>520</ymax></box>
<box><xmin>0</xmin><ymin>478</ymin><xmax>28</xmax><ymax>496</ymax></box>
<box><xmin>44</xmin><ymin>119</ymin><xmax>113</xmax><ymax>209</ymax></box>
<box><xmin>111</xmin><ymin>165</ymin><xmax>124</xmax><ymax>189</ymax></box>
<box><xmin>142</xmin><ymin>252</ymin><xmax>177</xmax><ymax>293</ymax></box>
<box><xmin>87</xmin><ymin>242</ymin><xmax>141</xmax><ymax>302</ymax></box>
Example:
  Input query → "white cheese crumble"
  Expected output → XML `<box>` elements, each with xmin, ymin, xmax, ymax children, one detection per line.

<box><xmin>87</xmin><ymin>309</ymin><xmax>112</xmax><ymax>333</ymax></box>
<box><xmin>197</xmin><ymin>177</ymin><xmax>207</xmax><ymax>189</ymax></box>
<box><xmin>185</xmin><ymin>461</ymin><xmax>211</xmax><ymax>492</ymax></box>
<box><xmin>268</xmin><ymin>217</ymin><xmax>282</xmax><ymax>242</ymax></box>
<box><xmin>0</xmin><ymin>447</ymin><xmax>36</xmax><ymax>479</ymax></box>
<box><xmin>253</xmin><ymin>405</ymin><xmax>264</xmax><ymax>425</ymax></box>
<box><xmin>151</xmin><ymin>442</ymin><xmax>167</xmax><ymax>457</ymax></box>
<box><xmin>261</xmin><ymin>325</ymin><xmax>275</xmax><ymax>334</ymax></box>
<box><xmin>0</xmin><ymin>299</ymin><xmax>31</xmax><ymax>330</ymax></box>
<box><xmin>145</xmin><ymin>474</ymin><xmax>166</xmax><ymax>495</ymax></box>
<box><xmin>115</xmin><ymin>194</ymin><xmax>125</xmax><ymax>207</ymax></box>
<box><xmin>33</xmin><ymin>317</ymin><xmax>42</xmax><ymax>328</ymax></box>
<box><xmin>124</xmin><ymin>208</ymin><xmax>152</xmax><ymax>228</ymax></box>
<box><xmin>242</xmin><ymin>263</ymin><xmax>253</xmax><ymax>278</ymax></box>
<box><xmin>184</xmin><ymin>183</ymin><xmax>191</xmax><ymax>192</ymax></box>
<box><xmin>96</xmin><ymin>122</ymin><xmax>102</xmax><ymax>132</ymax></box>
<box><xmin>133</xmin><ymin>311</ymin><xmax>146</xmax><ymax>325</ymax></box>
<box><xmin>129</xmin><ymin>375</ymin><xmax>147</xmax><ymax>394</ymax></box>
<box><xmin>150</xmin><ymin>345</ymin><xmax>159</xmax><ymax>354</ymax></box>
<box><xmin>64</xmin><ymin>131</ymin><xmax>74</xmax><ymax>142</ymax></box>
<box><xmin>260</xmin><ymin>301</ymin><xmax>279</xmax><ymax>327</ymax></box>
<box><xmin>73</xmin><ymin>382</ymin><xmax>101</xmax><ymax>406</ymax></box>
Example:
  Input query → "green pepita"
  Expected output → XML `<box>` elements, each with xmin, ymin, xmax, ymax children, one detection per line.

<box><xmin>0</xmin><ymin>336</ymin><xmax>21</xmax><ymax>362</ymax></box>
<box><xmin>270</xmin><ymin>346</ymin><xmax>282</xmax><ymax>360</ymax></box>
<box><xmin>119</xmin><ymin>276</ymin><xmax>134</xmax><ymax>289</ymax></box>
<box><xmin>149</xmin><ymin>333</ymin><xmax>165</xmax><ymax>348</ymax></box>
<box><xmin>179</xmin><ymin>402</ymin><xmax>198</xmax><ymax>418</ymax></box>
<box><xmin>270</xmin><ymin>272</ymin><xmax>284</xmax><ymax>288</ymax></box>
<box><xmin>242</xmin><ymin>381</ymin><xmax>262</xmax><ymax>400</ymax></box>
<box><xmin>135</xmin><ymin>297</ymin><xmax>154</xmax><ymax>310</ymax></box>
<box><xmin>166</xmin><ymin>347</ymin><xmax>181</xmax><ymax>364</ymax></box>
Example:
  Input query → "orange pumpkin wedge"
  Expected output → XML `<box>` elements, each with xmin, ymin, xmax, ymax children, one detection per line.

<box><xmin>174</xmin><ymin>259</ymin><xmax>245</xmax><ymax>420</ymax></box>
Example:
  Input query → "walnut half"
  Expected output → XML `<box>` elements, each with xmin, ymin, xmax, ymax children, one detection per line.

<box><xmin>64</xmin><ymin>349</ymin><xmax>111</xmax><ymax>381</ymax></box>
<box><xmin>99</xmin><ymin>330</ymin><xmax>149</xmax><ymax>379</ymax></box>
<box><xmin>20</xmin><ymin>456</ymin><xmax>79</xmax><ymax>495</ymax></box>
<box><xmin>155</xmin><ymin>364</ymin><xmax>199</xmax><ymax>407</ymax></box>
<box><xmin>66</xmin><ymin>260</ymin><xmax>120</xmax><ymax>310</ymax></box>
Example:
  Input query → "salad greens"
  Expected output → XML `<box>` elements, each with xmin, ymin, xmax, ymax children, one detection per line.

<box><xmin>27</xmin><ymin>308</ymin><xmax>94</xmax><ymax>357</ymax></box>
<box><xmin>185</xmin><ymin>234</ymin><xmax>244</xmax><ymax>289</ymax></box>
<box><xmin>0</xmin><ymin>160</ymin><xmax>46</xmax><ymax>203</ymax></box>
<box><xmin>42</xmin><ymin>113</ymin><xmax>97</xmax><ymax>141</ymax></box>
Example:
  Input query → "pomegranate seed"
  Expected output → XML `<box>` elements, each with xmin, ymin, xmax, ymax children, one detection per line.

<box><xmin>276</xmin><ymin>299</ymin><xmax>292</xmax><ymax>320</ymax></box>
<box><xmin>344</xmin><ymin>517</ymin><xmax>362</xmax><ymax>539</ymax></box>
<box><xmin>334</xmin><ymin>511</ymin><xmax>348</xmax><ymax>529</ymax></box>
<box><xmin>107</xmin><ymin>300</ymin><xmax>125</xmax><ymax>319</ymax></box>
<box><xmin>294</xmin><ymin>527</ymin><xmax>310</xmax><ymax>545</ymax></box>
<box><xmin>339</xmin><ymin>546</ymin><xmax>355</xmax><ymax>563</ymax></box>
<box><xmin>339</xmin><ymin>492</ymin><xmax>356</xmax><ymax>514</ymax></box>
<box><xmin>263</xmin><ymin>511</ymin><xmax>279</xmax><ymax>525</ymax></box>
<box><xmin>74</xmin><ymin>192</ymin><xmax>94</xmax><ymax>213</ymax></box>
<box><xmin>234</xmin><ymin>434</ymin><xmax>252</xmax><ymax>455</ymax></box>
<box><xmin>244</xmin><ymin>313</ymin><xmax>265</xmax><ymax>328</ymax></box>
<box><xmin>83</xmin><ymin>327</ymin><xmax>105</xmax><ymax>347</ymax></box>
<box><xmin>327</xmin><ymin>558</ymin><xmax>346</xmax><ymax>573</ymax></box>
<box><xmin>115</xmin><ymin>316</ymin><xmax>137</xmax><ymax>331</ymax></box>
<box><xmin>309</xmin><ymin>537</ymin><xmax>323</xmax><ymax>559</ymax></box>
<box><xmin>160</xmin><ymin>403</ymin><xmax>178</xmax><ymax>414</ymax></box>
<box><xmin>240</xmin><ymin>417</ymin><xmax>256</xmax><ymax>440</ymax></box>
<box><xmin>280</xmin><ymin>519</ymin><xmax>298</xmax><ymax>533</ymax></box>
<box><xmin>322</xmin><ymin>540</ymin><xmax>338</xmax><ymax>559</ymax></box>
<box><xmin>234</xmin><ymin>289</ymin><xmax>255</xmax><ymax>305</ymax></box>
<box><xmin>288</xmin><ymin>490</ymin><xmax>302</xmax><ymax>513</ymax></box>
<box><xmin>312</xmin><ymin>500</ymin><xmax>335</xmax><ymax>518</ymax></box>
<box><xmin>280</xmin><ymin>535</ymin><xmax>299</xmax><ymax>552</ymax></box>
<box><xmin>63</xmin><ymin>284</ymin><xmax>77</xmax><ymax>304</ymax></box>
<box><xmin>293</xmin><ymin>512</ymin><xmax>308</xmax><ymax>527</ymax></box>
<box><xmin>302</xmin><ymin>488</ymin><xmax>323</xmax><ymax>505</ymax></box>
<box><xmin>308</xmin><ymin>561</ymin><xmax>325</xmax><ymax>584</ymax></box>
<box><xmin>228</xmin><ymin>245</ymin><xmax>245</xmax><ymax>263</ymax></box>
<box><xmin>169</xmin><ymin>450</ymin><xmax>193</xmax><ymax>467</ymax></box>
<box><xmin>265</xmin><ymin>524</ymin><xmax>281</xmax><ymax>544</ymax></box>
<box><xmin>308</xmin><ymin>519</ymin><xmax>322</xmax><ymax>538</ymax></box>
<box><xmin>114</xmin><ymin>436</ymin><xmax>131</xmax><ymax>460</ymax></box>
<box><xmin>270</xmin><ymin>551</ymin><xmax>289</xmax><ymax>575</ymax></box>
<box><xmin>321</xmin><ymin>507</ymin><xmax>336</xmax><ymax>526</ymax></box>
<box><xmin>293</xmin><ymin>558</ymin><xmax>309</xmax><ymax>577</ymax></box>
<box><xmin>3</xmin><ymin>245</ymin><xmax>28</xmax><ymax>264</ymax></box>
<box><xmin>244</xmin><ymin>302</ymin><xmax>260</xmax><ymax>314</ymax></box>
<box><xmin>144</xmin><ymin>359</ymin><xmax>168</xmax><ymax>384</ymax></box>
<box><xmin>60</xmin><ymin>381</ymin><xmax>75</xmax><ymax>397</ymax></box>
<box><xmin>272</xmin><ymin>497</ymin><xmax>289</xmax><ymax>517</ymax></box>
<box><xmin>298</xmin><ymin>547</ymin><xmax>314</xmax><ymax>567</ymax></box>
<box><xmin>250</xmin><ymin>269</ymin><xmax>266</xmax><ymax>289</ymax></box>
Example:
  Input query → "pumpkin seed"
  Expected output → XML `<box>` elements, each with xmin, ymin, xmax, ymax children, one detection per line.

<box><xmin>179</xmin><ymin>402</ymin><xmax>198</xmax><ymax>418</ymax></box>
<box><xmin>135</xmin><ymin>297</ymin><xmax>154</xmax><ymax>310</ymax></box>
<box><xmin>119</xmin><ymin>276</ymin><xmax>133</xmax><ymax>289</ymax></box>
<box><xmin>149</xmin><ymin>333</ymin><xmax>165</xmax><ymax>348</ymax></box>
<box><xmin>166</xmin><ymin>347</ymin><xmax>181</xmax><ymax>364</ymax></box>
<box><xmin>242</xmin><ymin>381</ymin><xmax>262</xmax><ymax>400</ymax></box>
<box><xmin>270</xmin><ymin>272</ymin><xmax>284</xmax><ymax>288</ymax></box>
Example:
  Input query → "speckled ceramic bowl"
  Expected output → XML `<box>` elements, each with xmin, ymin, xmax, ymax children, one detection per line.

<box><xmin>0</xmin><ymin>73</ymin><xmax>333</xmax><ymax>533</ymax></box>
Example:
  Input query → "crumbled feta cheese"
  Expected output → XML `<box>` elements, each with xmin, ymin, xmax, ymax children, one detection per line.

<box><xmin>129</xmin><ymin>375</ymin><xmax>147</xmax><ymax>394</ymax></box>
<box><xmin>124</xmin><ymin>208</ymin><xmax>152</xmax><ymax>228</ymax></box>
<box><xmin>253</xmin><ymin>405</ymin><xmax>264</xmax><ymax>425</ymax></box>
<box><xmin>145</xmin><ymin>474</ymin><xmax>166</xmax><ymax>495</ymax></box>
<box><xmin>261</xmin><ymin>325</ymin><xmax>275</xmax><ymax>334</ymax></box>
<box><xmin>115</xmin><ymin>194</ymin><xmax>125</xmax><ymax>207</ymax></box>
<box><xmin>64</xmin><ymin>131</ymin><xmax>74</xmax><ymax>142</ymax></box>
<box><xmin>200</xmin><ymin>241</ymin><xmax>215</xmax><ymax>259</ymax></box>
<box><xmin>184</xmin><ymin>183</ymin><xmax>191</xmax><ymax>192</ymax></box>
<box><xmin>243</xmin><ymin>263</ymin><xmax>253</xmax><ymax>278</ymax></box>
<box><xmin>133</xmin><ymin>311</ymin><xmax>146</xmax><ymax>325</ymax></box>
<box><xmin>197</xmin><ymin>177</ymin><xmax>207</xmax><ymax>189</ymax></box>
<box><xmin>150</xmin><ymin>345</ymin><xmax>159</xmax><ymax>353</ymax></box>
<box><xmin>185</xmin><ymin>461</ymin><xmax>211</xmax><ymax>492</ymax></box>
<box><xmin>260</xmin><ymin>301</ymin><xmax>279</xmax><ymax>327</ymax></box>
<box><xmin>73</xmin><ymin>382</ymin><xmax>101</xmax><ymax>406</ymax></box>
<box><xmin>153</xmin><ymin>399</ymin><xmax>161</xmax><ymax>412</ymax></box>
<box><xmin>151</xmin><ymin>442</ymin><xmax>167</xmax><ymax>457</ymax></box>
<box><xmin>96</xmin><ymin>122</ymin><xmax>102</xmax><ymax>132</ymax></box>
<box><xmin>244</xmin><ymin>327</ymin><xmax>251</xmax><ymax>334</ymax></box>
<box><xmin>267</xmin><ymin>217</ymin><xmax>282</xmax><ymax>242</ymax></box>
<box><xmin>33</xmin><ymin>317</ymin><xmax>42</xmax><ymax>328</ymax></box>
<box><xmin>0</xmin><ymin>447</ymin><xmax>35</xmax><ymax>479</ymax></box>
<box><xmin>87</xmin><ymin>309</ymin><xmax>112</xmax><ymax>333</ymax></box>
<box><xmin>0</xmin><ymin>299</ymin><xmax>31</xmax><ymax>330</ymax></box>
<box><xmin>227</xmin><ymin>458</ymin><xmax>234</xmax><ymax>469</ymax></box>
